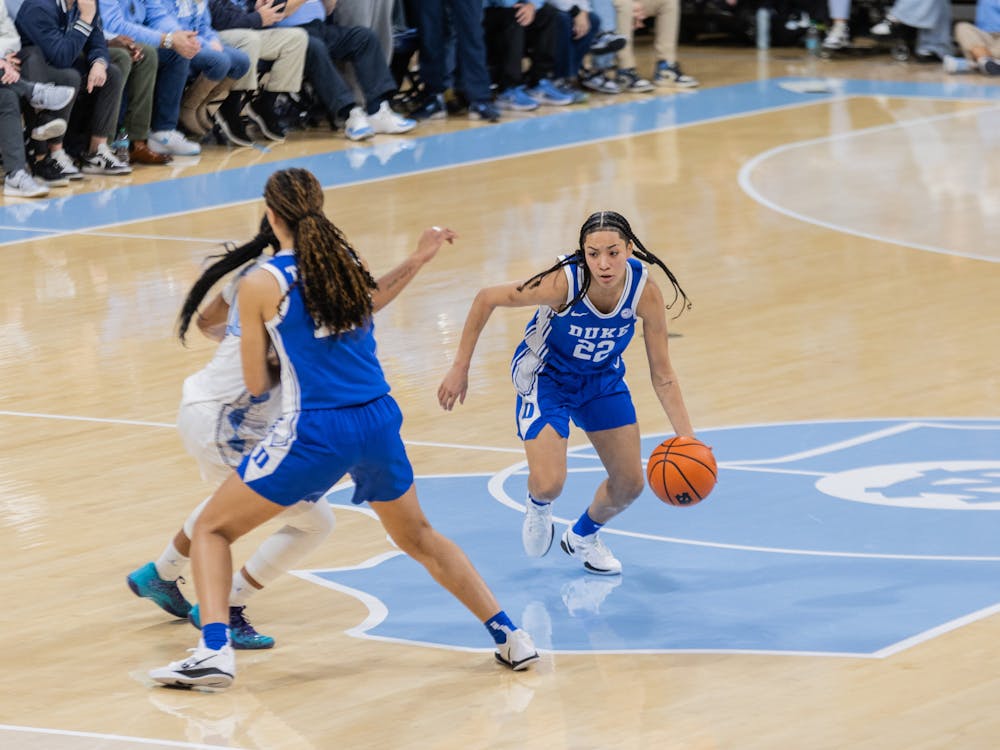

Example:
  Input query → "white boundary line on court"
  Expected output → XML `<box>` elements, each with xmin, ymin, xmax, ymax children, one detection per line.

<box><xmin>0</xmin><ymin>723</ymin><xmax>247</xmax><ymax>749</ymax></box>
<box><xmin>738</xmin><ymin>102</ymin><xmax>1000</xmax><ymax>262</ymax></box>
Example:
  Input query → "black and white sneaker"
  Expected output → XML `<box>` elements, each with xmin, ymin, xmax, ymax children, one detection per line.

<box><xmin>213</xmin><ymin>109</ymin><xmax>255</xmax><ymax>148</ymax></box>
<box><xmin>32</xmin><ymin>156</ymin><xmax>70</xmax><ymax>187</ymax></box>
<box><xmin>590</xmin><ymin>31</ymin><xmax>627</xmax><ymax>56</ymax></box>
<box><xmin>80</xmin><ymin>143</ymin><xmax>132</xmax><ymax>175</ymax></box>
<box><xmin>560</xmin><ymin>527</ymin><xmax>622</xmax><ymax>575</ymax></box>
<box><xmin>150</xmin><ymin>642</ymin><xmax>236</xmax><ymax>689</ymax></box>
<box><xmin>494</xmin><ymin>629</ymin><xmax>539</xmax><ymax>671</ymax></box>
<box><xmin>245</xmin><ymin>98</ymin><xmax>287</xmax><ymax>142</ymax></box>
<box><xmin>50</xmin><ymin>148</ymin><xmax>83</xmax><ymax>181</ymax></box>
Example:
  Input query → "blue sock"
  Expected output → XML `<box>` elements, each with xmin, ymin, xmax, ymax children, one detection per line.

<box><xmin>485</xmin><ymin>610</ymin><xmax>519</xmax><ymax>645</ymax></box>
<box><xmin>202</xmin><ymin>622</ymin><xmax>230</xmax><ymax>650</ymax></box>
<box><xmin>527</xmin><ymin>492</ymin><xmax>549</xmax><ymax>508</ymax></box>
<box><xmin>572</xmin><ymin>510</ymin><xmax>603</xmax><ymax>538</ymax></box>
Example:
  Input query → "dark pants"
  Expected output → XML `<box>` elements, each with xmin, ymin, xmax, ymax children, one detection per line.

<box><xmin>152</xmin><ymin>48</ymin><xmax>192</xmax><ymax>133</ymax></box>
<box><xmin>299</xmin><ymin>19</ymin><xmax>396</xmax><ymax>117</ymax></box>
<box><xmin>417</xmin><ymin>0</ymin><xmax>491</xmax><ymax>103</ymax></box>
<box><xmin>483</xmin><ymin>5</ymin><xmax>558</xmax><ymax>89</ymax></box>
<box><xmin>0</xmin><ymin>87</ymin><xmax>27</xmax><ymax>174</ymax></box>
<box><xmin>110</xmin><ymin>44</ymin><xmax>157</xmax><ymax>141</ymax></box>
<box><xmin>553</xmin><ymin>10</ymin><xmax>601</xmax><ymax>79</ymax></box>
<box><xmin>19</xmin><ymin>46</ymin><xmax>81</xmax><ymax>146</ymax></box>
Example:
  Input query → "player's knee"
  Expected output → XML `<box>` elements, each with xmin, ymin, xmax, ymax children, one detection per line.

<box><xmin>388</xmin><ymin>518</ymin><xmax>435</xmax><ymax>559</ymax></box>
<box><xmin>529</xmin><ymin>474</ymin><xmax>566</xmax><ymax>502</ymax></box>
<box><xmin>610</xmin><ymin>473</ymin><xmax>646</xmax><ymax>504</ymax></box>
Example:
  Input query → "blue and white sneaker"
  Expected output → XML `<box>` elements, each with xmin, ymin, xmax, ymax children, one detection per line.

<box><xmin>496</xmin><ymin>85</ymin><xmax>540</xmax><ymax>111</ymax></box>
<box><xmin>494</xmin><ymin>629</ymin><xmax>539</xmax><ymax>671</ymax></box>
<box><xmin>127</xmin><ymin>561</ymin><xmax>191</xmax><ymax>618</ymax></box>
<box><xmin>189</xmin><ymin>604</ymin><xmax>275</xmax><ymax>650</ymax></box>
<box><xmin>526</xmin><ymin>78</ymin><xmax>574</xmax><ymax>106</ymax></box>
<box><xmin>368</xmin><ymin>100</ymin><xmax>417</xmax><ymax>134</ymax></box>
<box><xmin>344</xmin><ymin>107</ymin><xmax>375</xmax><ymax>141</ymax></box>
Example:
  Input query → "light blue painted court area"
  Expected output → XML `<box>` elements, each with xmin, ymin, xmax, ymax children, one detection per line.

<box><xmin>4</xmin><ymin>76</ymin><xmax>1000</xmax><ymax>245</ymax></box>
<box><xmin>312</xmin><ymin>419</ymin><xmax>1000</xmax><ymax>658</ymax></box>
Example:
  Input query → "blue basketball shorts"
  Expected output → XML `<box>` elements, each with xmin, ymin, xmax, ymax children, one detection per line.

<box><xmin>514</xmin><ymin>366</ymin><xmax>636</xmax><ymax>441</ymax></box>
<box><xmin>239</xmin><ymin>394</ymin><xmax>415</xmax><ymax>506</ymax></box>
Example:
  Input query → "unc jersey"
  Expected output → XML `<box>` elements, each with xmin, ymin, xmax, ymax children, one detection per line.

<box><xmin>512</xmin><ymin>256</ymin><xmax>647</xmax><ymax>393</ymax></box>
<box><xmin>179</xmin><ymin>260</ymin><xmax>280</xmax><ymax>479</ymax></box>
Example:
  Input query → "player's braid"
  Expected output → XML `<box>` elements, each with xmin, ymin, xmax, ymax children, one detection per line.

<box><xmin>264</xmin><ymin>168</ymin><xmax>377</xmax><ymax>333</ymax></box>
<box><xmin>177</xmin><ymin>216</ymin><xmax>278</xmax><ymax>343</ymax></box>
<box><xmin>519</xmin><ymin>211</ymin><xmax>691</xmax><ymax>317</ymax></box>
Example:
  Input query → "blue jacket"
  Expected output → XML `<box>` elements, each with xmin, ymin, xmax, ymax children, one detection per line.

<box><xmin>976</xmin><ymin>0</ymin><xmax>1000</xmax><ymax>32</ymax></box>
<box><xmin>100</xmin><ymin>0</ymin><xmax>180</xmax><ymax>48</ymax></box>
<box><xmin>159</xmin><ymin>0</ymin><xmax>219</xmax><ymax>44</ymax></box>
<box><xmin>16</xmin><ymin>0</ymin><xmax>108</xmax><ymax>68</ymax></box>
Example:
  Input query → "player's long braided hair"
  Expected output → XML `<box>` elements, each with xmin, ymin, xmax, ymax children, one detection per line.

<box><xmin>517</xmin><ymin>210</ymin><xmax>691</xmax><ymax>316</ymax></box>
<box><xmin>263</xmin><ymin>168</ymin><xmax>377</xmax><ymax>334</ymax></box>
<box><xmin>177</xmin><ymin>215</ymin><xmax>279</xmax><ymax>343</ymax></box>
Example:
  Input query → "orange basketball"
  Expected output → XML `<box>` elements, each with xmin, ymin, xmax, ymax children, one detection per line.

<box><xmin>646</xmin><ymin>436</ymin><xmax>718</xmax><ymax>506</ymax></box>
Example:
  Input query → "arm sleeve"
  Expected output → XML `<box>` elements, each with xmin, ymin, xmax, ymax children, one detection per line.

<box><xmin>16</xmin><ymin>2</ymin><xmax>90</xmax><ymax>68</ymax></box>
<box><xmin>0</xmin><ymin>3</ymin><xmax>21</xmax><ymax>56</ymax></box>
<box><xmin>101</xmin><ymin>0</ymin><xmax>168</xmax><ymax>47</ymax></box>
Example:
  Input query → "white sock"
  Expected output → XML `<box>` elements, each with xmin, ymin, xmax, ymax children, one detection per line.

<box><xmin>154</xmin><ymin>541</ymin><xmax>188</xmax><ymax>581</ymax></box>
<box><xmin>229</xmin><ymin>570</ymin><xmax>257</xmax><ymax>607</ymax></box>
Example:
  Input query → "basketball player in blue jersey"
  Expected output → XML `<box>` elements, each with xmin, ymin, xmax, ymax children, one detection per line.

<box><xmin>150</xmin><ymin>168</ymin><xmax>538</xmax><ymax>689</ymax></box>
<box><xmin>439</xmin><ymin>210</ymin><xmax>703</xmax><ymax>576</ymax></box>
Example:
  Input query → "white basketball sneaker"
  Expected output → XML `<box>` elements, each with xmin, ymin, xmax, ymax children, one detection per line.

<box><xmin>150</xmin><ymin>641</ymin><xmax>235</xmax><ymax>689</ymax></box>
<box><xmin>494</xmin><ymin>629</ymin><xmax>540</xmax><ymax>671</ymax></box>
<box><xmin>560</xmin><ymin>527</ymin><xmax>622</xmax><ymax>575</ymax></box>
<box><xmin>521</xmin><ymin>500</ymin><xmax>554</xmax><ymax>557</ymax></box>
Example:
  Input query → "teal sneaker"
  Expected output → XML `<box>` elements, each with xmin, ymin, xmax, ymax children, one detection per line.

<box><xmin>126</xmin><ymin>561</ymin><xmax>191</xmax><ymax>618</ymax></box>
<box><xmin>189</xmin><ymin>604</ymin><xmax>275</xmax><ymax>650</ymax></box>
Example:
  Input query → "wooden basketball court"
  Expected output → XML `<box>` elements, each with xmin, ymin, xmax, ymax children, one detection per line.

<box><xmin>2</xmin><ymin>43</ymin><xmax>999</xmax><ymax>749</ymax></box>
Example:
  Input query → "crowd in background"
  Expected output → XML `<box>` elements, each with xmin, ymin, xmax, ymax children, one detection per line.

<box><xmin>0</xmin><ymin>0</ymin><xmax>996</xmax><ymax>200</ymax></box>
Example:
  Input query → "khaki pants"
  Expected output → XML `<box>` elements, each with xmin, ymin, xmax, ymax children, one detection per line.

<box><xmin>217</xmin><ymin>27</ymin><xmax>309</xmax><ymax>93</ymax></box>
<box><xmin>616</xmin><ymin>0</ymin><xmax>681</xmax><ymax>71</ymax></box>
<box><xmin>953</xmin><ymin>22</ymin><xmax>1000</xmax><ymax>59</ymax></box>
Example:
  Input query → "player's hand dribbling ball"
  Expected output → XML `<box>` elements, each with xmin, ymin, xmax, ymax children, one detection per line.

<box><xmin>646</xmin><ymin>436</ymin><xmax>717</xmax><ymax>506</ymax></box>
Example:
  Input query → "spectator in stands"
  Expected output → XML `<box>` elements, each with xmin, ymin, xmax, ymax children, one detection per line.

<box><xmin>106</xmin><ymin>34</ymin><xmax>173</xmax><ymax>164</ymax></box>
<box><xmin>624</xmin><ymin>0</ymin><xmax>698</xmax><ymax>87</ymax></box>
<box><xmin>333</xmin><ymin>0</ymin><xmax>394</xmax><ymax>64</ymax></box>
<box><xmin>411</xmin><ymin>0</ymin><xmax>501</xmax><ymax>121</ymax></box>
<box><xmin>547</xmin><ymin>0</ymin><xmax>621</xmax><ymax>94</ymax></box>
<box><xmin>483</xmin><ymin>1</ymin><xmax>573</xmax><ymax>110</ymax></box>
<box><xmin>944</xmin><ymin>0</ymin><xmax>1000</xmax><ymax>73</ymax></box>
<box><xmin>0</xmin><ymin>0</ymin><xmax>75</xmax><ymax>195</ymax></box>
<box><xmin>16</xmin><ymin>0</ymin><xmax>132</xmax><ymax>177</ymax></box>
<box><xmin>276</xmin><ymin>0</ymin><xmax>416</xmax><ymax>140</ymax></box>
<box><xmin>208</xmin><ymin>0</ymin><xmax>308</xmax><ymax>145</ymax></box>
<box><xmin>100</xmin><ymin>0</ymin><xmax>203</xmax><ymax>156</ymax></box>
<box><xmin>870</xmin><ymin>0</ymin><xmax>953</xmax><ymax>60</ymax></box>
<box><xmin>822</xmin><ymin>0</ymin><xmax>851</xmax><ymax>49</ymax></box>
<box><xmin>156</xmin><ymin>0</ymin><xmax>251</xmax><ymax>143</ymax></box>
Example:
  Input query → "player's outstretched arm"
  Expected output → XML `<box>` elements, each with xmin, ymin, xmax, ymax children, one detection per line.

<box><xmin>371</xmin><ymin>226</ymin><xmax>457</xmax><ymax>313</ymax></box>
<box><xmin>438</xmin><ymin>270</ymin><xmax>567</xmax><ymax>411</ymax></box>
<box><xmin>637</xmin><ymin>280</ymin><xmax>695</xmax><ymax>438</ymax></box>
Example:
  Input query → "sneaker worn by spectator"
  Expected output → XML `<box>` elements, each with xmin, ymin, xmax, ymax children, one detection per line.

<box><xmin>31</xmin><ymin>156</ymin><xmax>69</xmax><ymax>187</ymax></box>
<box><xmin>411</xmin><ymin>92</ymin><xmax>447</xmax><ymax>120</ymax></box>
<box><xmin>980</xmin><ymin>57</ymin><xmax>1000</xmax><ymax>74</ymax></box>
<box><xmin>580</xmin><ymin>69</ymin><xmax>622</xmax><ymax>94</ymax></box>
<box><xmin>617</xmin><ymin>68</ymin><xmax>654</xmax><ymax>92</ymax></box>
<box><xmin>213</xmin><ymin>103</ymin><xmax>255</xmax><ymax>148</ymax></box>
<box><xmin>81</xmin><ymin>142</ymin><xmax>133</xmax><ymax>175</ymax></box>
<box><xmin>367</xmin><ymin>101</ymin><xmax>417</xmax><ymax>134</ymax></box>
<box><xmin>468</xmin><ymin>100</ymin><xmax>501</xmax><ymax>122</ymax></box>
<box><xmin>29</xmin><ymin>82</ymin><xmax>76</xmax><ymax>111</ymax></box>
<box><xmin>245</xmin><ymin>93</ymin><xmax>287</xmax><ymax>142</ymax></box>
<box><xmin>148</xmin><ymin>129</ymin><xmax>202</xmax><ymax>157</ymax></box>
<box><xmin>526</xmin><ymin>78</ymin><xmax>574</xmax><ymax>105</ymax></box>
<box><xmin>29</xmin><ymin>117</ymin><xmax>67</xmax><ymax>142</ymax></box>
<box><xmin>50</xmin><ymin>149</ymin><xmax>83</xmax><ymax>181</ymax></box>
<box><xmin>496</xmin><ymin>85</ymin><xmax>539</xmax><ymax>111</ymax></box>
<box><xmin>870</xmin><ymin>15</ymin><xmax>899</xmax><ymax>36</ymax></box>
<box><xmin>344</xmin><ymin>107</ymin><xmax>375</xmax><ymax>140</ymax></box>
<box><xmin>589</xmin><ymin>30</ymin><xmax>626</xmax><ymax>55</ymax></box>
<box><xmin>4</xmin><ymin>168</ymin><xmax>49</xmax><ymax>197</ymax></box>
<box><xmin>654</xmin><ymin>60</ymin><xmax>699</xmax><ymax>88</ymax></box>
<box><xmin>823</xmin><ymin>22</ymin><xmax>851</xmax><ymax>49</ymax></box>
